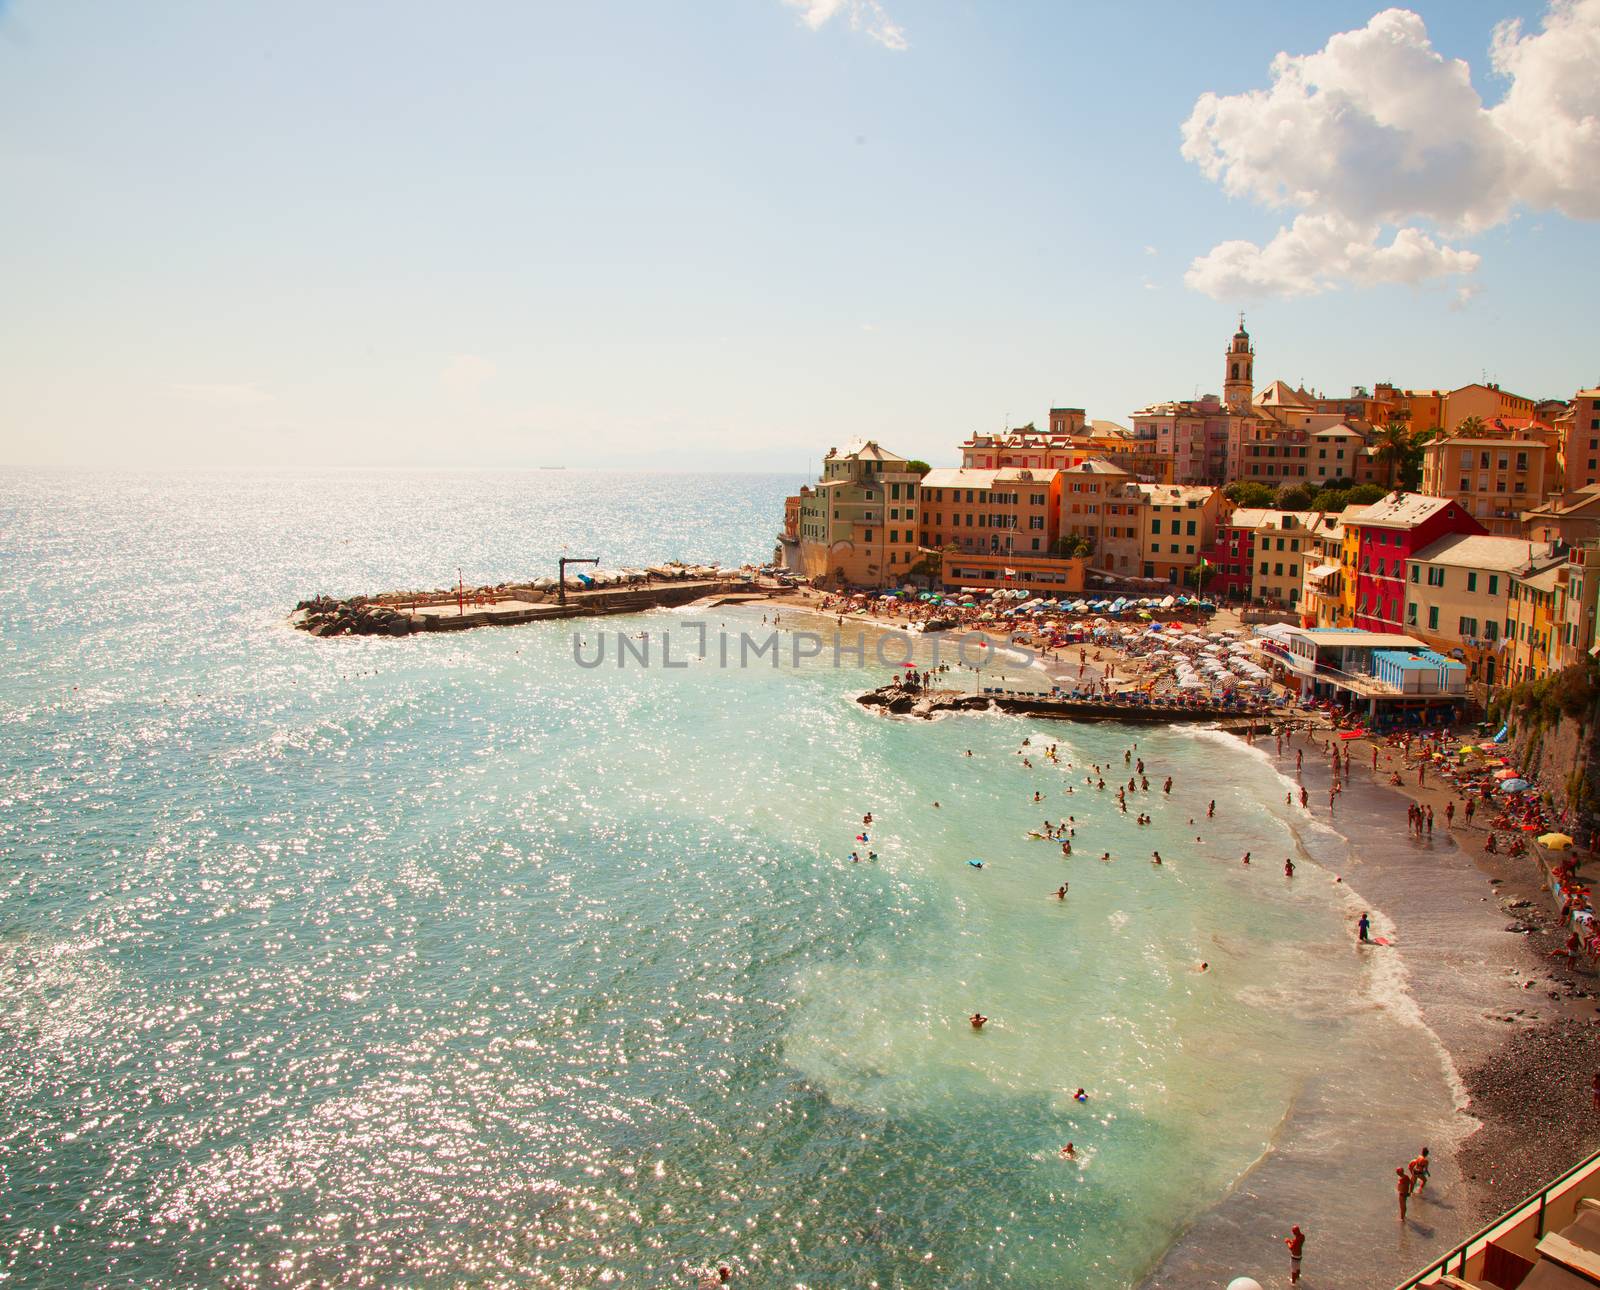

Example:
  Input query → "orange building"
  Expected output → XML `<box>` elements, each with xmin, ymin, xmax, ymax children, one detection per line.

<box><xmin>1420</xmin><ymin>425</ymin><xmax>1553</xmax><ymax>535</ymax></box>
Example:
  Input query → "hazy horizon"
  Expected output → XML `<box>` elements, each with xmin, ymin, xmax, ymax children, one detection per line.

<box><xmin>3</xmin><ymin>0</ymin><xmax>1597</xmax><ymax>473</ymax></box>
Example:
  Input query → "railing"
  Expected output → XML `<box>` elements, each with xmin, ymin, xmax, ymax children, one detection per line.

<box><xmin>1395</xmin><ymin>1147</ymin><xmax>1600</xmax><ymax>1288</ymax></box>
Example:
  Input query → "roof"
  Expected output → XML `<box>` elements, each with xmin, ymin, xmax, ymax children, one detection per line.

<box><xmin>1061</xmin><ymin>458</ymin><xmax>1131</xmax><ymax>476</ymax></box>
<box><xmin>1256</xmin><ymin>380</ymin><xmax>1315</xmax><ymax>408</ymax></box>
<box><xmin>1130</xmin><ymin>483</ymin><xmax>1216</xmax><ymax>504</ymax></box>
<box><xmin>1519</xmin><ymin>564</ymin><xmax>1563</xmax><ymax>593</ymax></box>
<box><xmin>831</xmin><ymin>439</ymin><xmax>909</xmax><ymax>463</ymax></box>
<box><xmin>1576</xmin><ymin>387</ymin><xmax>1600</xmax><ymax>399</ymax></box>
<box><xmin>1287</xmin><ymin>628</ymin><xmax>1429</xmax><ymax>650</ymax></box>
<box><xmin>919</xmin><ymin>467</ymin><xmax>1054</xmax><ymax>490</ymax></box>
<box><xmin>1410</xmin><ymin>533</ymin><xmax>1537</xmax><ymax>573</ymax></box>
<box><xmin>1227</xmin><ymin>508</ymin><xmax>1311</xmax><ymax>531</ymax></box>
<box><xmin>1526</xmin><ymin>483</ymin><xmax>1600</xmax><ymax>518</ymax></box>
<box><xmin>1345</xmin><ymin>491</ymin><xmax>1457</xmax><ymax>530</ymax></box>
<box><xmin>1089</xmin><ymin>419</ymin><xmax>1131</xmax><ymax>437</ymax></box>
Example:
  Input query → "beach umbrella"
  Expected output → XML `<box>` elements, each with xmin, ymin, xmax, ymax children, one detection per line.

<box><xmin>1494</xmin><ymin>767</ymin><xmax>1522</xmax><ymax>780</ymax></box>
<box><xmin>1498</xmin><ymin>778</ymin><xmax>1531</xmax><ymax>793</ymax></box>
<box><xmin>1539</xmin><ymin>832</ymin><xmax>1575</xmax><ymax>849</ymax></box>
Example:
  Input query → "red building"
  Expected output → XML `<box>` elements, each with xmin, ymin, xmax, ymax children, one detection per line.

<box><xmin>1198</xmin><ymin>520</ymin><xmax>1255</xmax><ymax>600</ymax></box>
<box><xmin>1346</xmin><ymin>492</ymin><xmax>1484</xmax><ymax>633</ymax></box>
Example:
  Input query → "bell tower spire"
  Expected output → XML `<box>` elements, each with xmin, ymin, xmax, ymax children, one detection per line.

<box><xmin>1224</xmin><ymin>314</ymin><xmax>1254</xmax><ymax>412</ymax></box>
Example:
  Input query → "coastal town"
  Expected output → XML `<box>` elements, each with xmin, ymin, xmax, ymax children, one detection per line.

<box><xmin>775</xmin><ymin>318</ymin><xmax>1600</xmax><ymax>713</ymax></box>
<box><xmin>765</xmin><ymin>319</ymin><xmax>1600</xmax><ymax>1287</ymax></box>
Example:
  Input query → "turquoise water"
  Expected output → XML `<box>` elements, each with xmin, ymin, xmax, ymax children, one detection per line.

<box><xmin>0</xmin><ymin>471</ymin><xmax>1463</xmax><ymax>1287</ymax></box>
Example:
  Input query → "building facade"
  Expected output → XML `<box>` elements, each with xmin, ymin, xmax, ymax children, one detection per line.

<box><xmin>1344</xmin><ymin>492</ymin><xmax>1485</xmax><ymax>633</ymax></box>
<box><xmin>796</xmin><ymin>442</ymin><xmax>923</xmax><ymax>589</ymax></box>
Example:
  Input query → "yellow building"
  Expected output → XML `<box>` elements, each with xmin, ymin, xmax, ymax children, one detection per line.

<box><xmin>1506</xmin><ymin>554</ymin><xmax>1566</xmax><ymax>684</ymax></box>
<box><xmin>1299</xmin><ymin>513</ymin><xmax>1347</xmax><ymax>627</ymax></box>
<box><xmin>1336</xmin><ymin>504</ymin><xmax>1370</xmax><ymax>627</ymax></box>
<box><xmin>1228</xmin><ymin>509</ymin><xmax>1314</xmax><ymax>609</ymax></box>
<box><xmin>1404</xmin><ymin>534</ymin><xmax>1532</xmax><ymax>691</ymax></box>
<box><xmin>797</xmin><ymin>441</ymin><xmax>922</xmax><ymax>589</ymax></box>
<box><xmin>1133</xmin><ymin>484</ymin><xmax>1223</xmax><ymax>586</ymax></box>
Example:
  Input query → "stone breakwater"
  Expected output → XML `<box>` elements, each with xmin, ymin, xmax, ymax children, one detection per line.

<box><xmin>290</xmin><ymin>572</ymin><xmax>765</xmax><ymax>638</ymax></box>
<box><xmin>857</xmin><ymin>684</ymin><xmax>1274</xmax><ymax>727</ymax></box>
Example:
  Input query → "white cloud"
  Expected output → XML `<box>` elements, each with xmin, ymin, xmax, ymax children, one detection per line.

<box><xmin>1181</xmin><ymin>1</ymin><xmax>1600</xmax><ymax>298</ymax></box>
<box><xmin>1185</xmin><ymin>214</ymin><xmax>1480</xmax><ymax>298</ymax></box>
<box><xmin>441</xmin><ymin>353</ymin><xmax>496</xmax><ymax>395</ymax></box>
<box><xmin>783</xmin><ymin>0</ymin><xmax>906</xmax><ymax>50</ymax></box>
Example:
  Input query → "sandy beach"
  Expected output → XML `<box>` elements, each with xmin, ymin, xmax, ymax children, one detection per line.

<box><xmin>763</xmin><ymin>585</ymin><xmax>1600</xmax><ymax>1281</ymax></box>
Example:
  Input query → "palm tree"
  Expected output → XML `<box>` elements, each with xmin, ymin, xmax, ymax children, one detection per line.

<box><xmin>1456</xmin><ymin>415</ymin><xmax>1487</xmax><ymax>438</ymax></box>
<box><xmin>1373</xmin><ymin>419</ymin><xmax>1413</xmax><ymax>490</ymax></box>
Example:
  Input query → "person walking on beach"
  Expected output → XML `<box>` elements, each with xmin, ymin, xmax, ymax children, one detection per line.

<box><xmin>1446</xmin><ymin>800</ymin><xmax>1455</xmax><ymax>827</ymax></box>
<box><xmin>1409</xmin><ymin>1147</ymin><xmax>1430</xmax><ymax>1194</ymax></box>
<box><xmin>1466</xmin><ymin>798</ymin><xmax>1475</xmax><ymax>825</ymax></box>
<box><xmin>1358</xmin><ymin>912</ymin><xmax>1371</xmax><ymax>943</ymax></box>
<box><xmin>1396</xmin><ymin>1166</ymin><xmax>1414</xmax><ymax>1221</ymax></box>
<box><xmin>1284</xmin><ymin>857</ymin><xmax>1294</xmax><ymax>878</ymax></box>
<box><xmin>1426</xmin><ymin>805</ymin><xmax>1434</xmax><ymax>835</ymax></box>
<box><xmin>1285</xmin><ymin>1224</ymin><xmax>1306</xmax><ymax>1284</ymax></box>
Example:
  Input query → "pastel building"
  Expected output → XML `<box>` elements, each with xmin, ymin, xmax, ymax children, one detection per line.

<box><xmin>1300</xmin><ymin>512</ymin><xmax>1349</xmax><ymax>628</ymax></box>
<box><xmin>1230</xmin><ymin>509</ymin><xmax>1313</xmax><ymax>609</ymax></box>
<box><xmin>917</xmin><ymin>467</ymin><xmax>1060</xmax><ymax>558</ymax></box>
<box><xmin>1134</xmin><ymin>484</ymin><xmax>1224</xmax><ymax>585</ymax></box>
<box><xmin>796</xmin><ymin>441</ymin><xmax>923</xmax><ymax>589</ymax></box>
<box><xmin>1420</xmin><ymin>424</ymin><xmax>1553</xmax><ymax>534</ymax></box>
<box><xmin>1343</xmin><ymin>492</ymin><xmax>1484</xmax><ymax>633</ymax></box>
<box><xmin>1564</xmin><ymin>388</ymin><xmax>1600</xmax><ymax>490</ymax></box>
<box><xmin>1404</xmin><ymin>533</ymin><xmax>1532</xmax><ymax>691</ymax></box>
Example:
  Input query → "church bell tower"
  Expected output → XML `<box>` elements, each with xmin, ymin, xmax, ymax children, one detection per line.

<box><xmin>1224</xmin><ymin>314</ymin><xmax>1254</xmax><ymax>412</ymax></box>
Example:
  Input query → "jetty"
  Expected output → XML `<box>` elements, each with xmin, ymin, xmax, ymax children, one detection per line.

<box><xmin>291</xmin><ymin>564</ymin><xmax>773</xmax><ymax>637</ymax></box>
<box><xmin>856</xmin><ymin>684</ymin><xmax>1274</xmax><ymax>730</ymax></box>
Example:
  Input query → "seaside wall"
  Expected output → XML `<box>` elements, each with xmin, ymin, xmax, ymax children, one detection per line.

<box><xmin>1501</xmin><ymin>660</ymin><xmax>1600</xmax><ymax>842</ymax></box>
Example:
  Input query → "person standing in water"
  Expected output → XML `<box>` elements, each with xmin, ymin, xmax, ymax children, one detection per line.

<box><xmin>1285</xmin><ymin>1225</ymin><xmax>1306</xmax><ymax>1284</ymax></box>
<box><xmin>1396</xmin><ymin>1166</ymin><xmax>1414</xmax><ymax>1221</ymax></box>
<box><xmin>969</xmin><ymin>1013</ymin><xmax>988</xmax><ymax>1030</ymax></box>
<box><xmin>1284</xmin><ymin>857</ymin><xmax>1294</xmax><ymax>877</ymax></box>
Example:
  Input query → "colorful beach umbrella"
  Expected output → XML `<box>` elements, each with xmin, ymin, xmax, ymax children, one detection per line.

<box><xmin>1539</xmin><ymin>832</ymin><xmax>1575</xmax><ymax>849</ymax></box>
<box><xmin>1498</xmin><ymin>778</ymin><xmax>1531</xmax><ymax>793</ymax></box>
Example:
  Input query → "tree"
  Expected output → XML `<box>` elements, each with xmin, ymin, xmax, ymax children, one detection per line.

<box><xmin>1224</xmin><ymin>481</ymin><xmax>1276</xmax><ymax>507</ymax></box>
<box><xmin>1185</xmin><ymin>560</ymin><xmax>1217</xmax><ymax>592</ymax></box>
<box><xmin>906</xmin><ymin>460</ymin><xmax>932</xmax><ymax>476</ymax></box>
<box><xmin>1052</xmin><ymin>534</ymin><xmax>1095</xmax><ymax>558</ymax></box>
<box><xmin>1316</xmin><ymin>488</ymin><xmax>1350</xmax><ymax>513</ymax></box>
<box><xmin>1456</xmin><ymin>416</ymin><xmax>1487</xmax><ymax>438</ymax></box>
<box><xmin>1275</xmin><ymin>481</ymin><xmax>1316</xmax><ymax>511</ymax></box>
<box><xmin>1346</xmin><ymin>483</ymin><xmax>1387</xmax><ymax>505</ymax></box>
<box><xmin>1373</xmin><ymin>419</ymin><xmax>1413</xmax><ymax>490</ymax></box>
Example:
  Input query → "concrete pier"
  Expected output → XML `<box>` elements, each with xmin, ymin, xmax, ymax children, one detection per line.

<box><xmin>291</xmin><ymin>578</ymin><xmax>771</xmax><ymax>637</ymax></box>
<box><xmin>857</xmin><ymin>684</ymin><xmax>1274</xmax><ymax>729</ymax></box>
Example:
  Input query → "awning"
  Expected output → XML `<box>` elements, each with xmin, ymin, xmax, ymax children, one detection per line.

<box><xmin>1307</xmin><ymin>563</ymin><xmax>1341</xmax><ymax>583</ymax></box>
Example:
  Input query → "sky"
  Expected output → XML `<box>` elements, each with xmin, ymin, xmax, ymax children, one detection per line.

<box><xmin>1</xmin><ymin>0</ymin><xmax>1597</xmax><ymax>473</ymax></box>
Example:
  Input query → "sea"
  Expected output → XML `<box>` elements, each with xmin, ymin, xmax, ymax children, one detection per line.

<box><xmin>0</xmin><ymin>469</ymin><xmax>1519</xmax><ymax>1288</ymax></box>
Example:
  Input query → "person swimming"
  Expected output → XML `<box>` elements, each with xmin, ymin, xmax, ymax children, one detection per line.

<box><xmin>1073</xmin><ymin>1088</ymin><xmax>1088</xmax><ymax>1102</ymax></box>
<box><xmin>1055</xmin><ymin>884</ymin><xmax>1068</xmax><ymax>899</ymax></box>
<box><xmin>969</xmin><ymin>1013</ymin><xmax>988</xmax><ymax>1030</ymax></box>
<box><xmin>1152</xmin><ymin>851</ymin><xmax>1162</xmax><ymax>864</ymax></box>
<box><xmin>1059</xmin><ymin>1142</ymin><xmax>1077</xmax><ymax>1159</ymax></box>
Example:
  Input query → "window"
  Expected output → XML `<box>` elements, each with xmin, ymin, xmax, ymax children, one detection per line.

<box><xmin>1410</xmin><ymin>566</ymin><xmax>1420</xmax><ymax>583</ymax></box>
<box><xmin>1427</xmin><ymin>567</ymin><xmax>1445</xmax><ymax>587</ymax></box>
<box><xmin>1467</xmin><ymin>571</ymin><xmax>1477</xmax><ymax>592</ymax></box>
<box><xmin>1407</xmin><ymin>602</ymin><xmax>1418</xmax><ymax>625</ymax></box>
<box><xmin>1488</xmin><ymin>574</ymin><xmax>1499</xmax><ymax>596</ymax></box>
<box><xmin>1428</xmin><ymin>605</ymin><xmax>1439</xmax><ymax>630</ymax></box>
<box><xmin>1460</xmin><ymin>616</ymin><xmax>1478</xmax><ymax>637</ymax></box>
<box><xmin>1485</xmin><ymin>620</ymin><xmax>1499</xmax><ymax>641</ymax></box>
